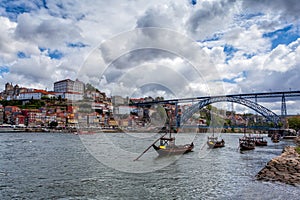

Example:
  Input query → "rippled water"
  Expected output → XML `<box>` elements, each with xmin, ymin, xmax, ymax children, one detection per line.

<box><xmin>0</xmin><ymin>132</ymin><xmax>299</xmax><ymax>199</ymax></box>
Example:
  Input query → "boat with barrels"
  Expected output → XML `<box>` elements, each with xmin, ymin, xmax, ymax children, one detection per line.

<box><xmin>239</xmin><ymin>124</ymin><xmax>255</xmax><ymax>151</ymax></box>
<box><xmin>239</xmin><ymin>137</ymin><xmax>255</xmax><ymax>151</ymax></box>
<box><xmin>254</xmin><ymin>136</ymin><xmax>268</xmax><ymax>146</ymax></box>
<box><xmin>271</xmin><ymin>133</ymin><xmax>280</xmax><ymax>143</ymax></box>
<box><xmin>152</xmin><ymin>134</ymin><xmax>194</xmax><ymax>156</ymax></box>
<box><xmin>207</xmin><ymin>136</ymin><xmax>225</xmax><ymax>148</ymax></box>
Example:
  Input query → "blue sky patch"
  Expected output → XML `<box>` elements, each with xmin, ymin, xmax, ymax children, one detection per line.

<box><xmin>222</xmin><ymin>71</ymin><xmax>247</xmax><ymax>84</ymax></box>
<box><xmin>190</xmin><ymin>0</ymin><xmax>197</xmax><ymax>6</ymax></box>
<box><xmin>243</xmin><ymin>53</ymin><xmax>256</xmax><ymax>59</ymax></box>
<box><xmin>199</xmin><ymin>32</ymin><xmax>224</xmax><ymax>43</ymax></box>
<box><xmin>39</xmin><ymin>47</ymin><xmax>47</xmax><ymax>52</ymax></box>
<box><xmin>39</xmin><ymin>47</ymin><xmax>63</xmax><ymax>59</ymax></box>
<box><xmin>42</xmin><ymin>0</ymin><xmax>48</xmax><ymax>9</ymax></box>
<box><xmin>238</xmin><ymin>13</ymin><xmax>264</xmax><ymax>20</ymax></box>
<box><xmin>263</xmin><ymin>25</ymin><xmax>299</xmax><ymax>50</ymax></box>
<box><xmin>48</xmin><ymin>49</ymin><xmax>63</xmax><ymax>59</ymax></box>
<box><xmin>67</xmin><ymin>42</ymin><xmax>88</xmax><ymax>48</ymax></box>
<box><xmin>17</xmin><ymin>51</ymin><xmax>30</xmax><ymax>59</ymax></box>
<box><xmin>223</xmin><ymin>44</ymin><xmax>238</xmax><ymax>63</ymax></box>
<box><xmin>0</xmin><ymin>66</ymin><xmax>9</xmax><ymax>76</ymax></box>
<box><xmin>0</xmin><ymin>0</ymin><xmax>48</xmax><ymax>21</ymax></box>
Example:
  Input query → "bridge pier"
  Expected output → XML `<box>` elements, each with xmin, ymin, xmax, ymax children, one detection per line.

<box><xmin>281</xmin><ymin>94</ymin><xmax>288</xmax><ymax>128</ymax></box>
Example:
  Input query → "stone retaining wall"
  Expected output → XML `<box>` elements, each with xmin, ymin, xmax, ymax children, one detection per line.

<box><xmin>256</xmin><ymin>146</ymin><xmax>300</xmax><ymax>186</ymax></box>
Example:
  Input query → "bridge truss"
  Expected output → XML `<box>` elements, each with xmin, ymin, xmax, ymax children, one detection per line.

<box><xmin>130</xmin><ymin>90</ymin><xmax>300</xmax><ymax>128</ymax></box>
<box><xmin>181</xmin><ymin>96</ymin><xmax>281</xmax><ymax>126</ymax></box>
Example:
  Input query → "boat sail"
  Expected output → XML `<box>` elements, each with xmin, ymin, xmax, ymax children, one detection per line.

<box><xmin>207</xmin><ymin>113</ymin><xmax>225</xmax><ymax>148</ymax></box>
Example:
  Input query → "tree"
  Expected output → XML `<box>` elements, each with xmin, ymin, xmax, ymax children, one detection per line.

<box><xmin>288</xmin><ymin>117</ymin><xmax>300</xmax><ymax>131</ymax></box>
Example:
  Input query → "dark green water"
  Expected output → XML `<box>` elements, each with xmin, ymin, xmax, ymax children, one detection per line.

<box><xmin>0</xmin><ymin>132</ymin><xmax>299</xmax><ymax>199</ymax></box>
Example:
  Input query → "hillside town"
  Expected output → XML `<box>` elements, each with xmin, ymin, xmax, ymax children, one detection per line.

<box><xmin>0</xmin><ymin>79</ymin><xmax>114</xmax><ymax>131</ymax></box>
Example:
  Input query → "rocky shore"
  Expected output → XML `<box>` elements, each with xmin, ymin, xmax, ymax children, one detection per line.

<box><xmin>256</xmin><ymin>145</ymin><xmax>300</xmax><ymax>186</ymax></box>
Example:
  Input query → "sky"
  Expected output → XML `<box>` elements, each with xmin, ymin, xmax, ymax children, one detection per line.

<box><xmin>0</xmin><ymin>0</ymin><xmax>300</xmax><ymax>114</ymax></box>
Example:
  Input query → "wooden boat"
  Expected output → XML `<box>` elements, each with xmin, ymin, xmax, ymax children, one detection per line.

<box><xmin>271</xmin><ymin>133</ymin><xmax>280</xmax><ymax>143</ymax></box>
<box><xmin>239</xmin><ymin>122</ymin><xmax>255</xmax><ymax>151</ymax></box>
<box><xmin>207</xmin><ymin>136</ymin><xmax>225</xmax><ymax>148</ymax></box>
<box><xmin>134</xmin><ymin>132</ymin><xmax>194</xmax><ymax>160</ymax></box>
<box><xmin>152</xmin><ymin>136</ymin><xmax>194</xmax><ymax>156</ymax></box>
<box><xmin>254</xmin><ymin>136</ymin><xmax>268</xmax><ymax>146</ymax></box>
<box><xmin>272</xmin><ymin>138</ymin><xmax>280</xmax><ymax>143</ymax></box>
<box><xmin>239</xmin><ymin>137</ymin><xmax>255</xmax><ymax>151</ymax></box>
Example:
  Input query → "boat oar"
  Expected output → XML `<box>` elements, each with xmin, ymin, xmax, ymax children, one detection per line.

<box><xmin>133</xmin><ymin>132</ymin><xmax>167</xmax><ymax>161</ymax></box>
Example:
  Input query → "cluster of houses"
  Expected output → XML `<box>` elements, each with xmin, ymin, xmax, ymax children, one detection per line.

<box><xmin>0</xmin><ymin>79</ymin><xmax>113</xmax><ymax>129</ymax></box>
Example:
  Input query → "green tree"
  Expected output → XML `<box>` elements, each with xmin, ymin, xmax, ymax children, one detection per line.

<box><xmin>288</xmin><ymin>117</ymin><xmax>300</xmax><ymax>131</ymax></box>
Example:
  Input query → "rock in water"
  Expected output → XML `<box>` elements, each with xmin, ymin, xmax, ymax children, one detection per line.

<box><xmin>256</xmin><ymin>146</ymin><xmax>300</xmax><ymax>186</ymax></box>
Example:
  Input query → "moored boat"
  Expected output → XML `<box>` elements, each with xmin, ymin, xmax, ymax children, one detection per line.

<box><xmin>239</xmin><ymin>137</ymin><xmax>255</xmax><ymax>151</ymax></box>
<box><xmin>207</xmin><ymin>136</ymin><xmax>225</xmax><ymax>148</ymax></box>
<box><xmin>254</xmin><ymin>136</ymin><xmax>268</xmax><ymax>146</ymax></box>
<box><xmin>271</xmin><ymin>133</ymin><xmax>280</xmax><ymax>143</ymax></box>
<box><xmin>152</xmin><ymin>136</ymin><xmax>194</xmax><ymax>156</ymax></box>
<box><xmin>239</xmin><ymin>121</ymin><xmax>255</xmax><ymax>151</ymax></box>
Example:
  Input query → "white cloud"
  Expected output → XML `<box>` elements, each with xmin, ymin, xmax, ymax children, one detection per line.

<box><xmin>15</xmin><ymin>13</ymin><xmax>82</xmax><ymax>48</ymax></box>
<box><xmin>0</xmin><ymin>0</ymin><xmax>300</xmax><ymax>114</ymax></box>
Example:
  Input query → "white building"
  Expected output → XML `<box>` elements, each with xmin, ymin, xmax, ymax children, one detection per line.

<box><xmin>54</xmin><ymin>79</ymin><xmax>85</xmax><ymax>101</ymax></box>
<box><xmin>18</xmin><ymin>91</ymin><xmax>45</xmax><ymax>100</ymax></box>
<box><xmin>54</xmin><ymin>79</ymin><xmax>85</xmax><ymax>94</ymax></box>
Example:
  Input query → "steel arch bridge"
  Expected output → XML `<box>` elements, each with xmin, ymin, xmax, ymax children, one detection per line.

<box><xmin>181</xmin><ymin>96</ymin><xmax>281</xmax><ymax>127</ymax></box>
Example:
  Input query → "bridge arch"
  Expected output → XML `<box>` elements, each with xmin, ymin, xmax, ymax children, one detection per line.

<box><xmin>181</xmin><ymin>96</ymin><xmax>281</xmax><ymax>126</ymax></box>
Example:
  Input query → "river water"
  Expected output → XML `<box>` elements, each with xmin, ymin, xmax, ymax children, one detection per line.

<box><xmin>0</xmin><ymin>132</ymin><xmax>299</xmax><ymax>199</ymax></box>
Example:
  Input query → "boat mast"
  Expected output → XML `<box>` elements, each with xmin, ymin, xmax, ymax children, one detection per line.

<box><xmin>244</xmin><ymin>117</ymin><xmax>248</xmax><ymax>137</ymax></box>
<box><xmin>212</xmin><ymin>112</ymin><xmax>215</xmax><ymax>137</ymax></box>
<box><xmin>169</xmin><ymin>106</ymin><xmax>173</xmax><ymax>138</ymax></box>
